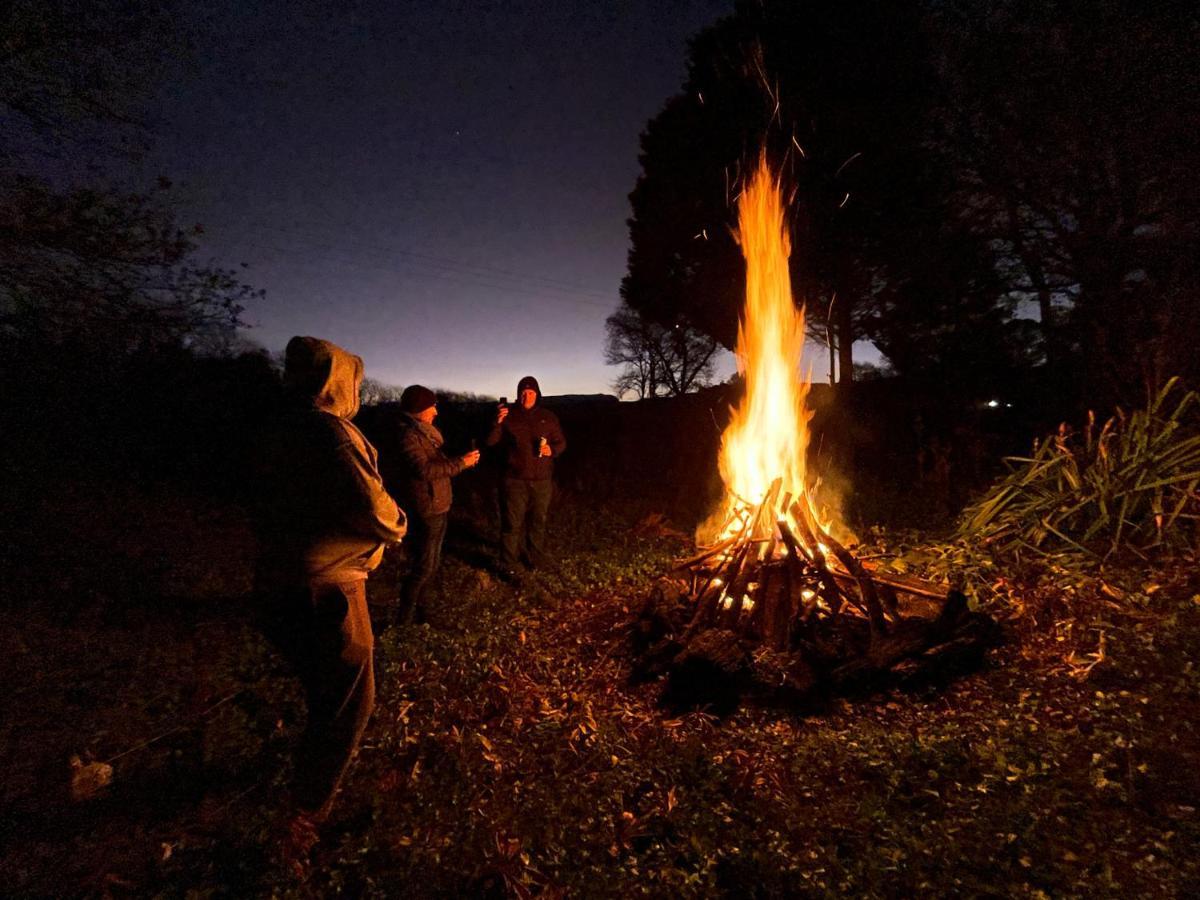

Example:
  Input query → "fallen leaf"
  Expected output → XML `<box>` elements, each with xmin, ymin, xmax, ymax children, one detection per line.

<box><xmin>70</xmin><ymin>757</ymin><xmax>113</xmax><ymax>802</ymax></box>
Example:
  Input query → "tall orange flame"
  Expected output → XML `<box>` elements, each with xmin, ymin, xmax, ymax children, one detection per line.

<box><xmin>703</xmin><ymin>154</ymin><xmax>825</xmax><ymax>545</ymax></box>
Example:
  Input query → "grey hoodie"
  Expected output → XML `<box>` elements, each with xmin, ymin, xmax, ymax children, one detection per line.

<box><xmin>255</xmin><ymin>336</ymin><xmax>407</xmax><ymax>584</ymax></box>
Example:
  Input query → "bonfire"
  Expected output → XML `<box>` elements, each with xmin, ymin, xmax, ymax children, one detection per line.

<box><xmin>639</xmin><ymin>157</ymin><xmax>995</xmax><ymax>704</ymax></box>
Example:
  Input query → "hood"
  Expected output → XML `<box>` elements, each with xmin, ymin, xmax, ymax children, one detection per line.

<box><xmin>284</xmin><ymin>336</ymin><xmax>364</xmax><ymax>419</ymax></box>
<box><xmin>516</xmin><ymin>375</ymin><xmax>542</xmax><ymax>402</ymax></box>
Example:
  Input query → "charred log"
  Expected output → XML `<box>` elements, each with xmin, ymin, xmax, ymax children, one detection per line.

<box><xmin>662</xmin><ymin>628</ymin><xmax>749</xmax><ymax>713</ymax></box>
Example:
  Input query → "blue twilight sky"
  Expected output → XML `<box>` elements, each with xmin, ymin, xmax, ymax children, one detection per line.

<box><xmin>138</xmin><ymin>0</ymin><xmax>749</xmax><ymax>398</ymax></box>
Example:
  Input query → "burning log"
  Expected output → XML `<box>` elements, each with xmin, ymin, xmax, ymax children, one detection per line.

<box><xmin>671</xmin><ymin>483</ymin><xmax>958</xmax><ymax>650</ymax></box>
<box><xmin>638</xmin><ymin>478</ymin><xmax>1002</xmax><ymax>709</ymax></box>
<box><xmin>644</xmin><ymin>502</ymin><xmax>998</xmax><ymax>709</ymax></box>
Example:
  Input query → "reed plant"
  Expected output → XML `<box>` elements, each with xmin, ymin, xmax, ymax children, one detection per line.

<box><xmin>957</xmin><ymin>378</ymin><xmax>1200</xmax><ymax>560</ymax></box>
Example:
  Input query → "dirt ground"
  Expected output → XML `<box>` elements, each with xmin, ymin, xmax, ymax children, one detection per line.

<box><xmin>2</xmin><ymin>474</ymin><xmax>1198</xmax><ymax>897</ymax></box>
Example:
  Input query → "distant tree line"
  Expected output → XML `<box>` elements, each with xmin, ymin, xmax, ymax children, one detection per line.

<box><xmin>613</xmin><ymin>0</ymin><xmax>1199</xmax><ymax>408</ymax></box>
<box><xmin>1</xmin><ymin>0</ymin><xmax>258</xmax><ymax>359</ymax></box>
<box><xmin>0</xmin><ymin>0</ymin><xmax>277</xmax><ymax>495</ymax></box>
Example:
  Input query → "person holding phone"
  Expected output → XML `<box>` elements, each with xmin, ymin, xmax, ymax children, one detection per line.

<box><xmin>485</xmin><ymin>375</ymin><xmax>566</xmax><ymax>579</ymax></box>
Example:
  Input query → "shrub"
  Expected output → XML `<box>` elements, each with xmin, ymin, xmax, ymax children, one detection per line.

<box><xmin>957</xmin><ymin>378</ymin><xmax>1200</xmax><ymax>560</ymax></box>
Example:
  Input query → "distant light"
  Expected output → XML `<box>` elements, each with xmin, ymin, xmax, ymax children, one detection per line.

<box><xmin>987</xmin><ymin>399</ymin><xmax>1000</xmax><ymax>408</ymax></box>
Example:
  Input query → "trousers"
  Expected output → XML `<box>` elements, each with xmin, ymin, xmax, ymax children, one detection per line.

<box><xmin>500</xmin><ymin>477</ymin><xmax>552</xmax><ymax>568</ymax></box>
<box><xmin>399</xmin><ymin>512</ymin><xmax>447</xmax><ymax>623</ymax></box>
<box><xmin>258</xmin><ymin>578</ymin><xmax>375</xmax><ymax>817</ymax></box>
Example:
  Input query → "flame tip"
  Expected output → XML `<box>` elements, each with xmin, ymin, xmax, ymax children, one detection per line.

<box><xmin>706</xmin><ymin>155</ymin><xmax>841</xmax><ymax>547</ymax></box>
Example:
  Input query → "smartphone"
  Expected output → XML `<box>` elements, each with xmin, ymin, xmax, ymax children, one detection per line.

<box><xmin>499</xmin><ymin>396</ymin><xmax>508</xmax><ymax>405</ymax></box>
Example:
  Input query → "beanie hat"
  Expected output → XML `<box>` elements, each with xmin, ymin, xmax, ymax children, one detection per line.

<box><xmin>400</xmin><ymin>384</ymin><xmax>437</xmax><ymax>414</ymax></box>
<box><xmin>516</xmin><ymin>375</ymin><xmax>541</xmax><ymax>398</ymax></box>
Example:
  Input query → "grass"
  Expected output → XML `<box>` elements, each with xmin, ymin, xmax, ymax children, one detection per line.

<box><xmin>957</xmin><ymin>378</ymin><xmax>1200</xmax><ymax>561</ymax></box>
<box><xmin>1</xmin><ymin>475</ymin><xmax>1199</xmax><ymax>897</ymax></box>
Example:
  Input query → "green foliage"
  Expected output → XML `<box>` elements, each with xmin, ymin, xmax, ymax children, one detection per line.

<box><xmin>958</xmin><ymin>379</ymin><xmax>1200</xmax><ymax>561</ymax></box>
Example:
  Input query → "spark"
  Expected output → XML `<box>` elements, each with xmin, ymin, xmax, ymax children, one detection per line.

<box><xmin>834</xmin><ymin>151</ymin><xmax>862</xmax><ymax>178</ymax></box>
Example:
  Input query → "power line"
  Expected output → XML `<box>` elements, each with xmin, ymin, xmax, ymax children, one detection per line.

<box><xmin>213</xmin><ymin>220</ymin><xmax>619</xmax><ymax>306</ymax></box>
<box><xmin>226</xmin><ymin>238</ymin><xmax>618</xmax><ymax>314</ymax></box>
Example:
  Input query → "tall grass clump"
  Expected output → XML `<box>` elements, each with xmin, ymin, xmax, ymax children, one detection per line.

<box><xmin>958</xmin><ymin>378</ymin><xmax>1200</xmax><ymax>561</ymax></box>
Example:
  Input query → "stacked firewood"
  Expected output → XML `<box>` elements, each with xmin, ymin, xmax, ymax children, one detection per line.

<box><xmin>634</xmin><ymin>478</ymin><xmax>999</xmax><ymax>708</ymax></box>
<box><xmin>677</xmin><ymin>477</ymin><xmax>955</xmax><ymax>644</ymax></box>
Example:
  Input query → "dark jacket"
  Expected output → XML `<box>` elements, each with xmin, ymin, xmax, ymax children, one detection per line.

<box><xmin>389</xmin><ymin>413</ymin><xmax>466</xmax><ymax>518</ymax></box>
<box><xmin>485</xmin><ymin>377</ymin><xmax>566</xmax><ymax>481</ymax></box>
<box><xmin>255</xmin><ymin>337</ymin><xmax>406</xmax><ymax>585</ymax></box>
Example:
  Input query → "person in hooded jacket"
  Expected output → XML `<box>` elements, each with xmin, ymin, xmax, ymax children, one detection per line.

<box><xmin>253</xmin><ymin>336</ymin><xmax>406</xmax><ymax>863</ymax></box>
<box><xmin>385</xmin><ymin>384</ymin><xmax>480</xmax><ymax>625</ymax></box>
<box><xmin>485</xmin><ymin>375</ymin><xmax>566</xmax><ymax>576</ymax></box>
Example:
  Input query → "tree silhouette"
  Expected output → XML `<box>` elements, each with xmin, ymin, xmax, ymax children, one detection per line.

<box><xmin>0</xmin><ymin>0</ymin><xmax>180</xmax><ymax>171</ymax></box>
<box><xmin>624</xmin><ymin>0</ymin><xmax>1199</xmax><ymax>403</ymax></box>
<box><xmin>604</xmin><ymin>304</ymin><xmax>720</xmax><ymax>399</ymax></box>
<box><xmin>1</xmin><ymin>180</ymin><xmax>260</xmax><ymax>352</ymax></box>
<box><xmin>1</xmin><ymin>0</ymin><xmax>258</xmax><ymax>354</ymax></box>
<box><xmin>622</xmin><ymin>0</ymin><xmax>954</xmax><ymax>384</ymax></box>
<box><xmin>930</xmin><ymin>0</ymin><xmax>1200</xmax><ymax>402</ymax></box>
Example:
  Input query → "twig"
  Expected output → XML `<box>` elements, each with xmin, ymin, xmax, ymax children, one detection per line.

<box><xmin>808</xmin><ymin>512</ymin><xmax>889</xmax><ymax>635</ymax></box>
<box><xmin>671</xmin><ymin>535</ymin><xmax>737</xmax><ymax>571</ymax></box>
<box><xmin>106</xmin><ymin>690</ymin><xmax>244</xmax><ymax>764</ymax></box>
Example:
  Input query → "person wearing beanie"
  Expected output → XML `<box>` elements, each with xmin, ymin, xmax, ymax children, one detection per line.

<box><xmin>485</xmin><ymin>375</ymin><xmax>566</xmax><ymax>578</ymax></box>
<box><xmin>252</xmin><ymin>336</ymin><xmax>406</xmax><ymax>868</ymax></box>
<box><xmin>386</xmin><ymin>384</ymin><xmax>480</xmax><ymax>624</ymax></box>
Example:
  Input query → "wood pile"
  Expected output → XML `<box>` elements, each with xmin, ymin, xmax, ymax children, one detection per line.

<box><xmin>633</xmin><ymin>478</ymin><xmax>1000</xmax><ymax>709</ymax></box>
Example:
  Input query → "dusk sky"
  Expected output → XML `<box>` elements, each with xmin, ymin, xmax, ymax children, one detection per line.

<box><xmin>139</xmin><ymin>0</ymin><xmax>737</xmax><ymax>398</ymax></box>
